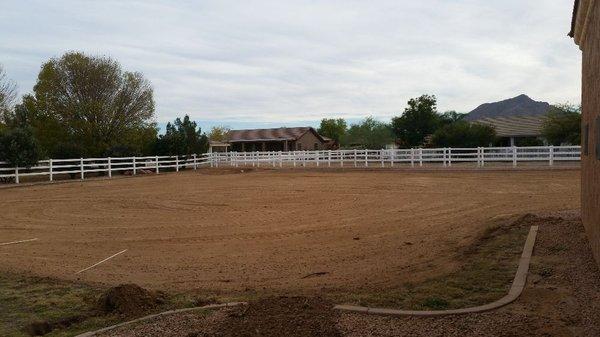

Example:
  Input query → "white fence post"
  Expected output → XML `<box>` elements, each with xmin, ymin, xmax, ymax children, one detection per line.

<box><xmin>108</xmin><ymin>157</ymin><xmax>112</xmax><ymax>178</ymax></box>
<box><xmin>419</xmin><ymin>148</ymin><xmax>423</xmax><ymax>167</ymax></box>
<box><xmin>364</xmin><ymin>150</ymin><xmax>368</xmax><ymax>167</ymax></box>
<box><xmin>328</xmin><ymin>150</ymin><xmax>331</xmax><ymax>167</ymax></box>
<box><xmin>49</xmin><ymin>159</ymin><xmax>53</xmax><ymax>182</ymax></box>
<box><xmin>411</xmin><ymin>148</ymin><xmax>415</xmax><ymax>167</ymax></box>
<box><xmin>380</xmin><ymin>150</ymin><xmax>384</xmax><ymax>168</ymax></box>
<box><xmin>354</xmin><ymin>149</ymin><xmax>357</xmax><ymax>167</ymax></box>
<box><xmin>156</xmin><ymin>156</ymin><xmax>160</xmax><ymax>174</ymax></box>
<box><xmin>549</xmin><ymin>145</ymin><xmax>554</xmax><ymax>166</ymax></box>
<box><xmin>175</xmin><ymin>156</ymin><xmax>179</xmax><ymax>172</ymax></box>
<box><xmin>481</xmin><ymin>148</ymin><xmax>485</xmax><ymax>167</ymax></box>
<box><xmin>14</xmin><ymin>166</ymin><xmax>19</xmax><ymax>184</ymax></box>
<box><xmin>193</xmin><ymin>154</ymin><xmax>197</xmax><ymax>170</ymax></box>
<box><xmin>133</xmin><ymin>156</ymin><xmax>137</xmax><ymax>175</ymax></box>
<box><xmin>80</xmin><ymin>158</ymin><xmax>84</xmax><ymax>180</ymax></box>
<box><xmin>447</xmin><ymin>148</ymin><xmax>452</xmax><ymax>167</ymax></box>
<box><xmin>443</xmin><ymin>148</ymin><xmax>447</xmax><ymax>167</ymax></box>
<box><xmin>512</xmin><ymin>147</ymin><xmax>517</xmax><ymax>167</ymax></box>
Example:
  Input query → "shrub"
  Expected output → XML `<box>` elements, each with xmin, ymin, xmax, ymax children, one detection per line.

<box><xmin>0</xmin><ymin>127</ymin><xmax>41</xmax><ymax>167</ymax></box>
<box><xmin>431</xmin><ymin>121</ymin><xmax>496</xmax><ymax>148</ymax></box>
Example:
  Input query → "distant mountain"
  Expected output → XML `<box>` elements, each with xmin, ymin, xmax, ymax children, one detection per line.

<box><xmin>464</xmin><ymin>94</ymin><xmax>551</xmax><ymax>121</ymax></box>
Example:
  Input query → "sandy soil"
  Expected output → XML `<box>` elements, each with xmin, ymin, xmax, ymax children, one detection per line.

<box><xmin>94</xmin><ymin>212</ymin><xmax>600</xmax><ymax>337</ymax></box>
<box><xmin>0</xmin><ymin>168</ymin><xmax>579</xmax><ymax>295</ymax></box>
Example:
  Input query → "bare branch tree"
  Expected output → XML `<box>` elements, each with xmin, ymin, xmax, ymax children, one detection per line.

<box><xmin>0</xmin><ymin>64</ymin><xmax>18</xmax><ymax>117</ymax></box>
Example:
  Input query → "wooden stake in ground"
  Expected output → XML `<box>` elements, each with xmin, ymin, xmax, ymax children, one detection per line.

<box><xmin>0</xmin><ymin>238</ymin><xmax>38</xmax><ymax>246</ymax></box>
<box><xmin>76</xmin><ymin>249</ymin><xmax>128</xmax><ymax>274</ymax></box>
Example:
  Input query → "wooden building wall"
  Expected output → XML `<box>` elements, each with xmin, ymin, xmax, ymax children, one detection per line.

<box><xmin>581</xmin><ymin>0</ymin><xmax>600</xmax><ymax>265</ymax></box>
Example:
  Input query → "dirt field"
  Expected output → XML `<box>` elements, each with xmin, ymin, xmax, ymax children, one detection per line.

<box><xmin>0</xmin><ymin>168</ymin><xmax>580</xmax><ymax>296</ymax></box>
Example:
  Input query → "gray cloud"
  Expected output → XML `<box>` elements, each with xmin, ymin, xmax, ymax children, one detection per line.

<box><xmin>0</xmin><ymin>0</ymin><xmax>581</xmax><ymax>126</ymax></box>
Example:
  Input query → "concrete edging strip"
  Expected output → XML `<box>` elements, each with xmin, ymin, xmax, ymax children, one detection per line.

<box><xmin>334</xmin><ymin>225</ymin><xmax>539</xmax><ymax>317</ymax></box>
<box><xmin>75</xmin><ymin>301</ymin><xmax>247</xmax><ymax>337</ymax></box>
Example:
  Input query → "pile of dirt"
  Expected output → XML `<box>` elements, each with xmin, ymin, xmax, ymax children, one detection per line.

<box><xmin>98</xmin><ymin>284</ymin><xmax>165</xmax><ymax>317</ymax></box>
<box><xmin>206</xmin><ymin>296</ymin><xmax>341</xmax><ymax>337</ymax></box>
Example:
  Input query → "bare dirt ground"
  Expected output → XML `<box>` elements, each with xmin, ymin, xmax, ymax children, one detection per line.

<box><xmin>95</xmin><ymin>211</ymin><xmax>600</xmax><ymax>337</ymax></box>
<box><xmin>0</xmin><ymin>168</ymin><xmax>579</xmax><ymax>297</ymax></box>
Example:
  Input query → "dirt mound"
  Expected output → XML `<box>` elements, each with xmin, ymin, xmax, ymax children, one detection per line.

<box><xmin>99</xmin><ymin>284</ymin><xmax>165</xmax><ymax>317</ymax></box>
<box><xmin>207</xmin><ymin>296</ymin><xmax>341</xmax><ymax>337</ymax></box>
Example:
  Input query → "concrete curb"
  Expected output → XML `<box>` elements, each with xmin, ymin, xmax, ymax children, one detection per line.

<box><xmin>334</xmin><ymin>225</ymin><xmax>539</xmax><ymax>317</ymax></box>
<box><xmin>74</xmin><ymin>302</ymin><xmax>247</xmax><ymax>337</ymax></box>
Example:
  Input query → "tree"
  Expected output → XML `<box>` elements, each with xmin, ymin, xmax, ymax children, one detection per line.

<box><xmin>317</xmin><ymin>118</ymin><xmax>347</xmax><ymax>143</ymax></box>
<box><xmin>342</xmin><ymin>117</ymin><xmax>394</xmax><ymax>149</ymax></box>
<box><xmin>0</xmin><ymin>127</ymin><xmax>41</xmax><ymax>168</ymax></box>
<box><xmin>542</xmin><ymin>103</ymin><xmax>581</xmax><ymax>145</ymax></box>
<box><xmin>155</xmin><ymin>115</ymin><xmax>208</xmax><ymax>156</ymax></box>
<box><xmin>208</xmin><ymin>125</ymin><xmax>231</xmax><ymax>142</ymax></box>
<box><xmin>431</xmin><ymin>121</ymin><xmax>496</xmax><ymax>148</ymax></box>
<box><xmin>438</xmin><ymin>110</ymin><xmax>465</xmax><ymax>126</ymax></box>
<box><xmin>27</xmin><ymin>52</ymin><xmax>156</xmax><ymax>157</ymax></box>
<box><xmin>0</xmin><ymin>64</ymin><xmax>17</xmax><ymax>124</ymax></box>
<box><xmin>392</xmin><ymin>94</ymin><xmax>440</xmax><ymax>147</ymax></box>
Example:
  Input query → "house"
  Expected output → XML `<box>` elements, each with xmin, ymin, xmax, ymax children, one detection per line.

<box><xmin>570</xmin><ymin>0</ymin><xmax>600</xmax><ymax>266</ymax></box>
<box><xmin>465</xmin><ymin>94</ymin><xmax>551</xmax><ymax>146</ymax></box>
<box><xmin>226</xmin><ymin>127</ymin><xmax>329</xmax><ymax>152</ymax></box>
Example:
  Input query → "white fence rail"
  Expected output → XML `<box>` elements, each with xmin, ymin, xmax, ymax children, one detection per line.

<box><xmin>0</xmin><ymin>154</ymin><xmax>212</xmax><ymax>184</ymax></box>
<box><xmin>207</xmin><ymin>146</ymin><xmax>581</xmax><ymax>169</ymax></box>
<box><xmin>0</xmin><ymin>146</ymin><xmax>581</xmax><ymax>184</ymax></box>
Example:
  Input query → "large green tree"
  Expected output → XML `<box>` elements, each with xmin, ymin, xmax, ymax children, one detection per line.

<box><xmin>317</xmin><ymin>118</ymin><xmax>347</xmax><ymax>143</ymax></box>
<box><xmin>26</xmin><ymin>52</ymin><xmax>156</xmax><ymax>157</ymax></box>
<box><xmin>155</xmin><ymin>115</ymin><xmax>208</xmax><ymax>156</ymax></box>
<box><xmin>342</xmin><ymin>117</ymin><xmax>394</xmax><ymax>149</ymax></box>
<box><xmin>542</xmin><ymin>103</ymin><xmax>581</xmax><ymax>146</ymax></box>
<box><xmin>391</xmin><ymin>94</ymin><xmax>440</xmax><ymax>147</ymax></box>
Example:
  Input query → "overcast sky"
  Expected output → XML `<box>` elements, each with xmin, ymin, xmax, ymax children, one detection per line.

<box><xmin>0</xmin><ymin>0</ymin><xmax>581</xmax><ymax>130</ymax></box>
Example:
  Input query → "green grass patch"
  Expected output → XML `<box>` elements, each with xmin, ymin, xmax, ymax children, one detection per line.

<box><xmin>0</xmin><ymin>274</ymin><xmax>200</xmax><ymax>337</ymax></box>
<box><xmin>333</xmin><ymin>215</ymin><xmax>532</xmax><ymax>310</ymax></box>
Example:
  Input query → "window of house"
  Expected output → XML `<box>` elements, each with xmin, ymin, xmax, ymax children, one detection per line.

<box><xmin>583</xmin><ymin>123</ymin><xmax>589</xmax><ymax>156</ymax></box>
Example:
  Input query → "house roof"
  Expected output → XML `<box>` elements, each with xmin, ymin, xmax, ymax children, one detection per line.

<box><xmin>569</xmin><ymin>0</ymin><xmax>595</xmax><ymax>47</ymax></box>
<box><xmin>569</xmin><ymin>0</ymin><xmax>580</xmax><ymax>38</ymax></box>
<box><xmin>227</xmin><ymin>127</ymin><xmax>325</xmax><ymax>142</ymax></box>
<box><xmin>473</xmin><ymin>115</ymin><xmax>546</xmax><ymax>138</ymax></box>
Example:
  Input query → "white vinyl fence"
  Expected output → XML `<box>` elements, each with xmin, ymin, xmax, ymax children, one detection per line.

<box><xmin>208</xmin><ymin>146</ymin><xmax>581</xmax><ymax>169</ymax></box>
<box><xmin>0</xmin><ymin>146</ymin><xmax>581</xmax><ymax>184</ymax></box>
<box><xmin>0</xmin><ymin>154</ymin><xmax>212</xmax><ymax>184</ymax></box>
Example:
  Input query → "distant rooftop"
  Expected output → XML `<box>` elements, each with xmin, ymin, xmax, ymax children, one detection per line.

<box><xmin>227</xmin><ymin>127</ymin><xmax>324</xmax><ymax>142</ymax></box>
<box><xmin>473</xmin><ymin>115</ymin><xmax>546</xmax><ymax>138</ymax></box>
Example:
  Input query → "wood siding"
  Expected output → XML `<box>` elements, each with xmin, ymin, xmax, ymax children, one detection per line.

<box><xmin>581</xmin><ymin>0</ymin><xmax>600</xmax><ymax>265</ymax></box>
<box><xmin>295</xmin><ymin>130</ymin><xmax>326</xmax><ymax>151</ymax></box>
